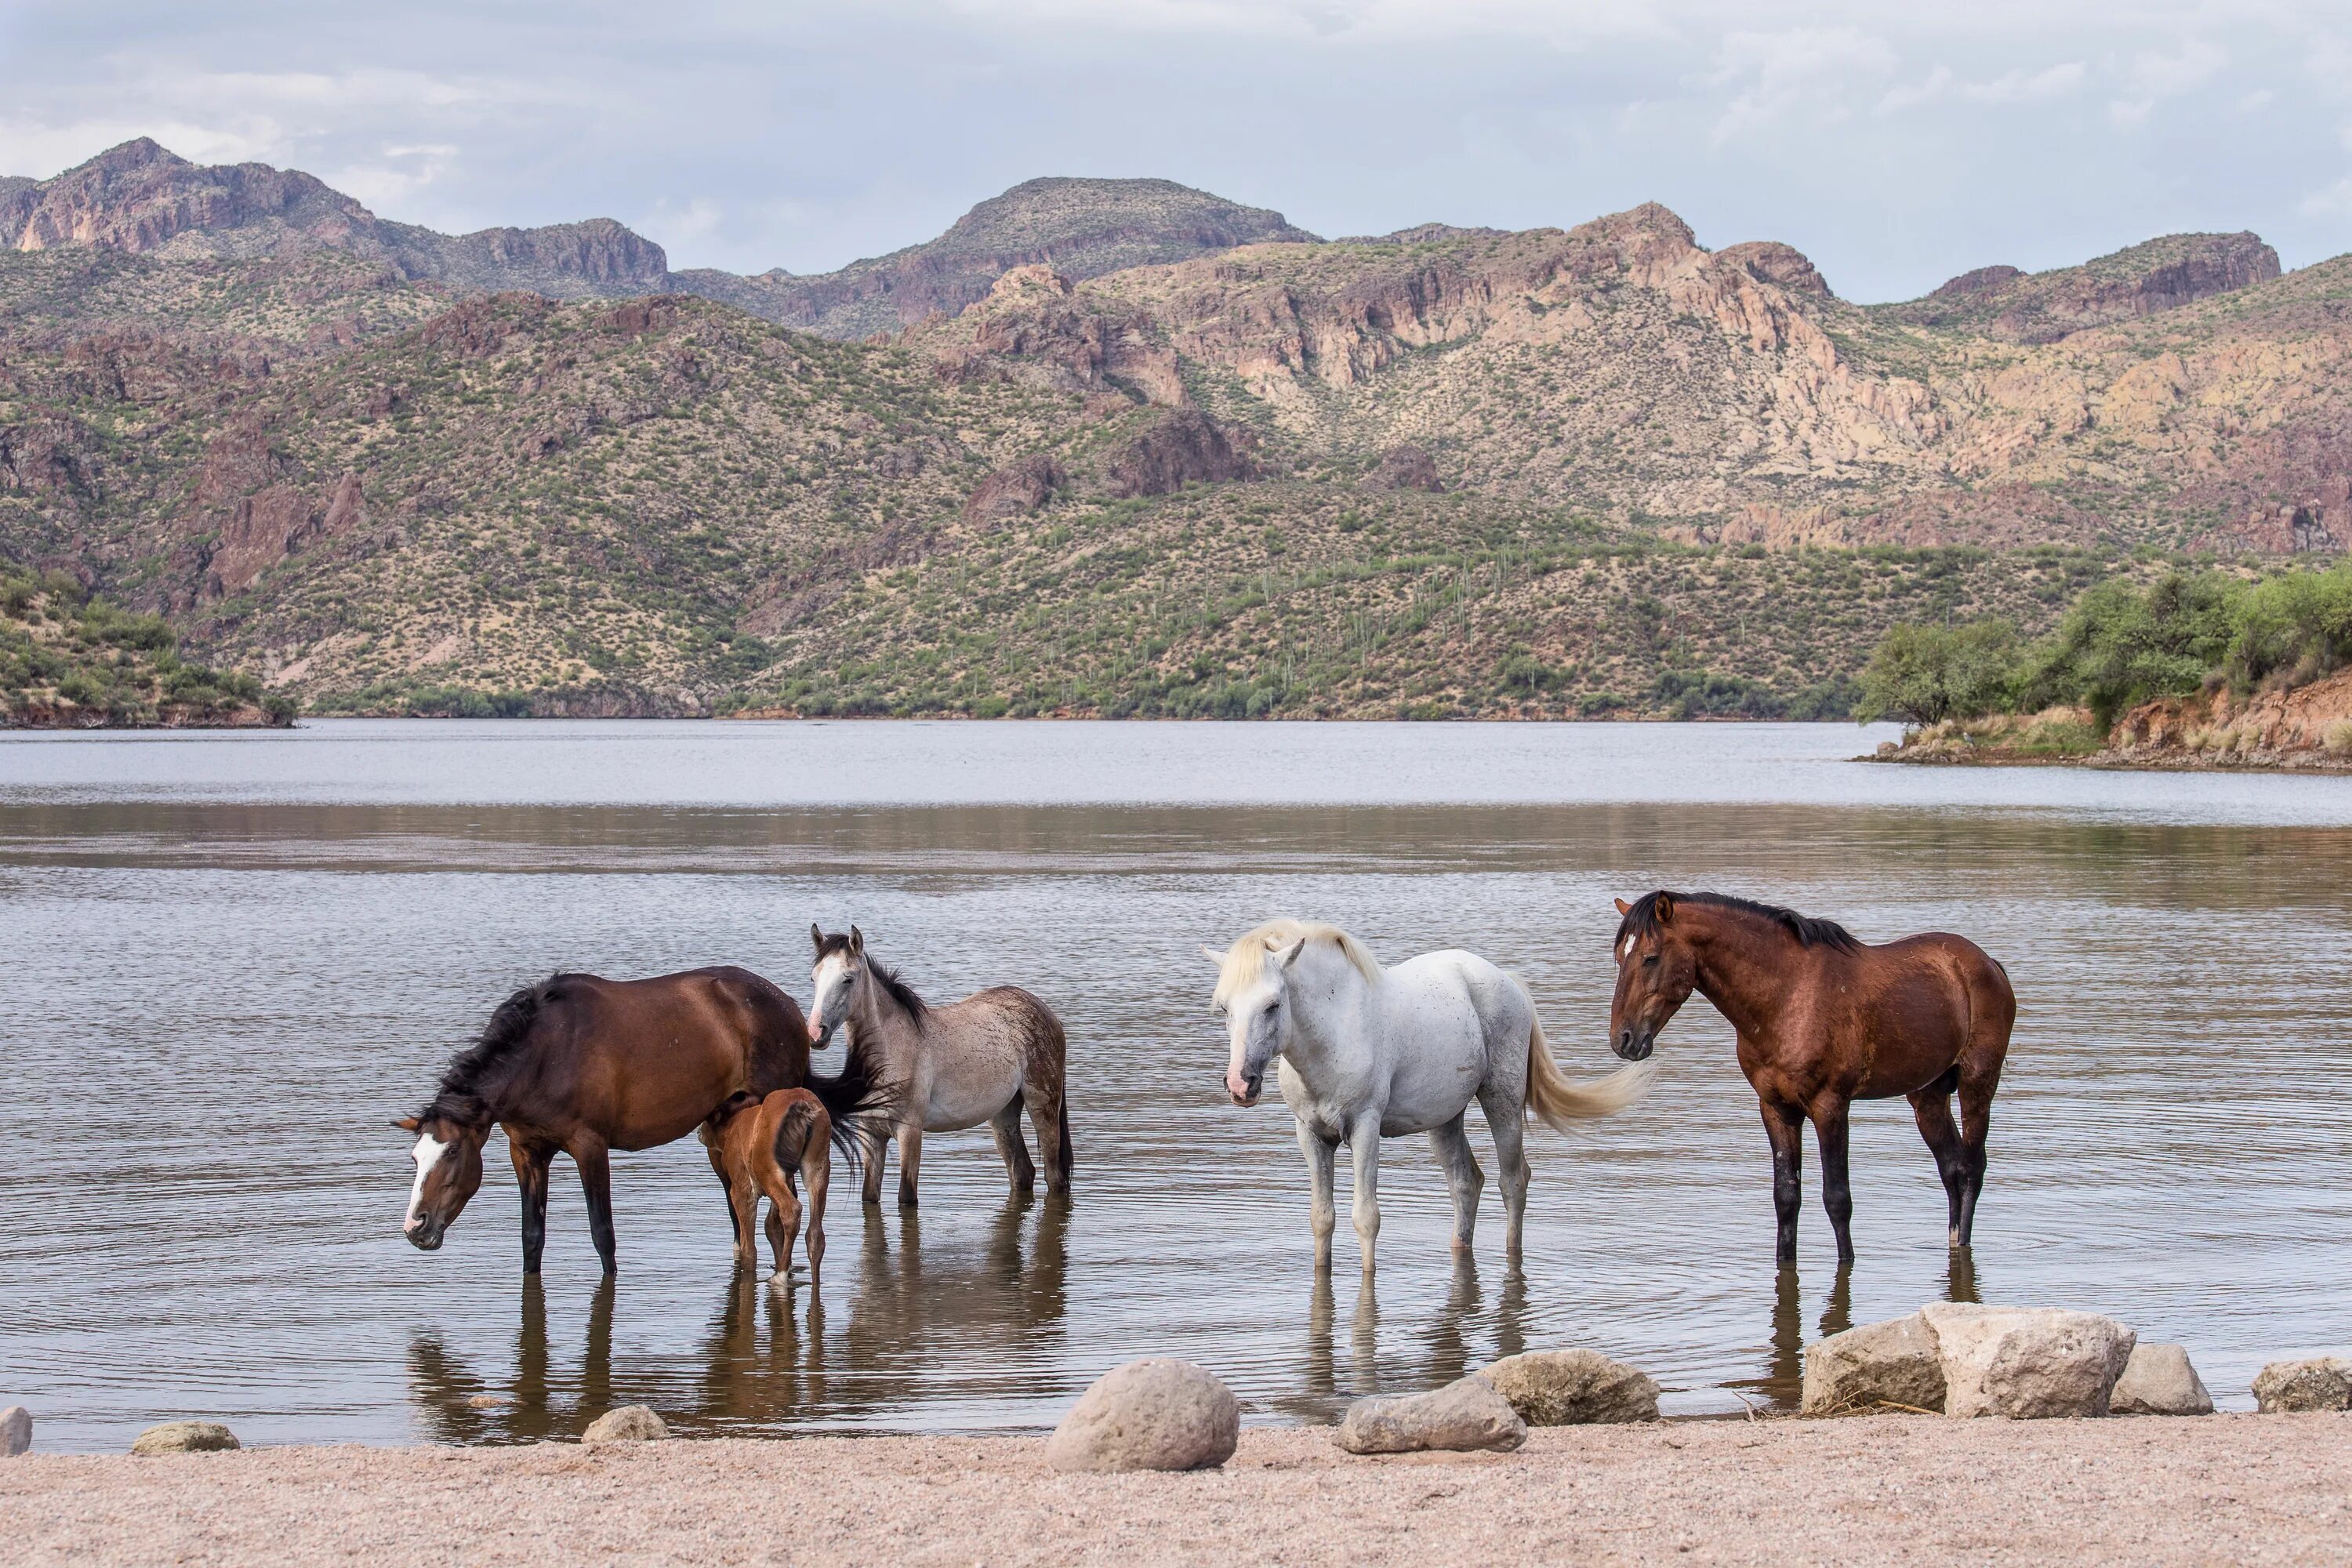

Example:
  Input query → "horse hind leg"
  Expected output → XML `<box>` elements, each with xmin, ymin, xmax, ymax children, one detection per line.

<box><xmin>989</xmin><ymin>1095</ymin><xmax>1036</xmax><ymax>1196</ymax></box>
<box><xmin>1023</xmin><ymin>1079</ymin><xmax>1069</xmax><ymax>1197</ymax></box>
<box><xmin>1428</xmin><ymin>1115</ymin><xmax>1485</xmax><ymax>1254</ymax></box>
<box><xmin>1954</xmin><ymin>1067</ymin><xmax>2000</xmax><ymax>1248</ymax></box>
<box><xmin>1476</xmin><ymin>1083</ymin><xmax>1530</xmax><ymax>1258</ymax></box>
<box><xmin>1909</xmin><ymin>1070</ymin><xmax>1970</xmax><ymax>1247</ymax></box>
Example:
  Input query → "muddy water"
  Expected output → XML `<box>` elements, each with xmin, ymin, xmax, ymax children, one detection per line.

<box><xmin>2</xmin><ymin>720</ymin><xmax>2348</xmax><ymax>1450</ymax></box>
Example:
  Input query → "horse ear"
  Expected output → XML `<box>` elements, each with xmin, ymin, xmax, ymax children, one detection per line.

<box><xmin>1613</xmin><ymin>898</ymin><xmax>1631</xmax><ymax>916</ymax></box>
<box><xmin>1200</xmin><ymin>946</ymin><xmax>1226</xmax><ymax>969</ymax></box>
<box><xmin>810</xmin><ymin>923</ymin><xmax>823</xmax><ymax>950</ymax></box>
<box><xmin>1276</xmin><ymin>937</ymin><xmax>1308</xmax><ymax>971</ymax></box>
<box><xmin>849</xmin><ymin>925</ymin><xmax>865</xmax><ymax>955</ymax></box>
<box><xmin>394</xmin><ymin>1116</ymin><xmax>420</xmax><ymax>1132</ymax></box>
<box><xmin>1653</xmin><ymin>893</ymin><xmax>1675</xmax><ymax>924</ymax></box>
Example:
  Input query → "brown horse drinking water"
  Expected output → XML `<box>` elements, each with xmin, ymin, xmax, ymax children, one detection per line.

<box><xmin>397</xmin><ymin>967</ymin><xmax>887</xmax><ymax>1276</ymax></box>
<box><xmin>1606</xmin><ymin>892</ymin><xmax>2014</xmax><ymax>1264</ymax></box>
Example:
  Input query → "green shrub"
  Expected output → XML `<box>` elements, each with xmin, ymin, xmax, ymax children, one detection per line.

<box><xmin>1857</xmin><ymin>619</ymin><xmax>2020</xmax><ymax>727</ymax></box>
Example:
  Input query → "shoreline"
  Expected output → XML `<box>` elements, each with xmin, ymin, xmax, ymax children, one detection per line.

<box><xmin>1863</xmin><ymin>747</ymin><xmax>2352</xmax><ymax>775</ymax></box>
<box><xmin>8</xmin><ymin>1417</ymin><xmax>2350</xmax><ymax>1565</ymax></box>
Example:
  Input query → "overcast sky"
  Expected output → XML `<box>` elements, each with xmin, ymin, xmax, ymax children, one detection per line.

<box><xmin>2</xmin><ymin>1</ymin><xmax>2348</xmax><ymax>302</ymax></box>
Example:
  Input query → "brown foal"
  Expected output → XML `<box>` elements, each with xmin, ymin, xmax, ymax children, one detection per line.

<box><xmin>1607</xmin><ymin>891</ymin><xmax>2014</xmax><ymax>1264</ymax></box>
<box><xmin>706</xmin><ymin>1087</ymin><xmax>834</xmax><ymax>1287</ymax></box>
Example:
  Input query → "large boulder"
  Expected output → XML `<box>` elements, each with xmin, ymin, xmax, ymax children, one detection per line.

<box><xmin>1919</xmin><ymin>1304</ymin><xmax>2135</xmax><ymax>1419</ymax></box>
<box><xmin>1478</xmin><ymin>1350</ymin><xmax>1658</xmax><ymax>1425</ymax></box>
<box><xmin>2111</xmin><ymin>1344</ymin><xmax>2214</xmax><ymax>1416</ymax></box>
<box><xmin>1802</xmin><ymin>1313</ymin><xmax>1947</xmax><ymax>1414</ymax></box>
<box><xmin>2253</xmin><ymin>1357</ymin><xmax>2352</xmax><ymax>1414</ymax></box>
<box><xmin>1045</xmin><ymin>1359</ymin><xmax>1239</xmax><ymax>1473</ymax></box>
<box><xmin>130</xmin><ymin>1421</ymin><xmax>240</xmax><ymax>1454</ymax></box>
<box><xmin>1334</xmin><ymin>1376</ymin><xmax>1526</xmax><ymax>1455</ymax></box>
<box><xmin>581</xmin><ymin>1405</ymin><xmax>669</xmax><ymax>1443</ymax></box>
<box><xmin>1</xmin><ymin>1406</ymin><xmax>27</xmax><ymax>1457</ymax></box>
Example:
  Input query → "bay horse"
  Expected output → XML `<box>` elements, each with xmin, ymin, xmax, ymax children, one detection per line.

<box><xmin>706</xmin><ymin>1087</ymin><xmax>843</xmax><ymax>1289</ymax></box>
<box><xmin>1606</xmin><ymin>891</ymin><xmax>2015</xmax><ymax>1264</ymax></box>
<box><xmin>808</xmin><ymin>925</ymin><xmax>1070</xmax><ymax>1208</ymax></box>
<box><xmin>397</xmin><ymin>966</ymin><xmax>887</xmax><ymax>1276</ymax></box>
<box><xmin>1207</xmin><ymin>919</ymin><xmax>1655</xmax><ymax>1274</ymax></box>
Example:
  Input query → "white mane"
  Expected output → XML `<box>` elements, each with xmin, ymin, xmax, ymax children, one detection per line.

<box><xmin>1212</xmin><ymin>919</ymin><xmax>1382</xmax><ymax>1005</ymax></box>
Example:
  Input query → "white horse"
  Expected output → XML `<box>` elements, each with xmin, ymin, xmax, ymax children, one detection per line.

<box><xmin>1207</xmin><ymin>919</ymin><xmax>1655</xmax><ymax>1272</ymax></box>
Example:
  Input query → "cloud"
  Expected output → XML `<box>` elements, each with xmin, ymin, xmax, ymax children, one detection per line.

<box><xmin>1704</xmin><ymin>25</ymin><xmax>1899</xmax><ymax>143</ymax></box>
<box><xmin>1876</xmin><ymin>61</ymin><xmax>2085</xmax><ymax>115</ymax></box>
<box><xmin>2109</xmin><ymin>35</ymin><xmax>2227</xmax><ymax>127</ymax></box>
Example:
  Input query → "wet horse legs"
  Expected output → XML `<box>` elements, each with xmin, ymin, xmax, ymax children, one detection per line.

<box><xmin>1759</xmin><ymin>1099</ymin><xmax>1805</xmax><ymax>1264</ymax></box>
<box><xmin>574</xmin><ymin>1140</ymin><xmax>618</xmax><ymax>1275</ymax></box>
<box><xmin>989</xmin><ymin>1094</ymin><xmax>1037</xmax><ymax>1196</ymax></box>
<box><xmin>1909</xmin><ymin>1080</ymin><xmax>1973</xmax><ymax>1247</ymax></box>
<box><xmin>1297</xmin><ymin>1118</ymin><xmax>1338</xmax><ymax>1270</ymax></box>
<box><xmin>1810</xmin><ymin>1101</ymin><xmax>1856</xmax><ymax>1265</ymax></box>
<box><xmin>511</xmin><ymin>1139</ymin><xmax>554</xmax><ymax>1276</ymax></box>
<box><xmin>1428</xmin><ymin>1114</ymin><xmax>1485</xmax><ymax>1254</ymax></box>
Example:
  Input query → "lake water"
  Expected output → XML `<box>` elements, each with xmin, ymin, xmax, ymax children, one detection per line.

<box><xmin>2</xmin><ymin>720</ymin><xmax>2349</xmax><ymax>1451</ymax></box>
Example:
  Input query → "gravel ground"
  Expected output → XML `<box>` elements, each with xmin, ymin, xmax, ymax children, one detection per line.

<box><xmin>7</xmin><ymin>1414</ymin><xmax>2351</xmax><ymax>1566</ymax></box>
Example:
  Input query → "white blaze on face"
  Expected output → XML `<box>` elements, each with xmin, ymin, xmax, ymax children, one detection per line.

<box><xmin>1621</xmin><ymin>935</ymin><xmax>1637</xmax><ymax>960</ymax></box>
<box><xmin>405</xmin><ymin>1132</ymin><xmax>449</xmax><ymax>1229</ymax></box>
<box><xmin>810</xmin><ymin>953</ymin><xmax>851</xmax><ymax>1035</ymax></box>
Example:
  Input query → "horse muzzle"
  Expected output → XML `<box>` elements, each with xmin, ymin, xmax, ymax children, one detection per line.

<box><xmin>1227</xmin><ymin>1069</ymin><xmax>1262</xmax><ymax>1107</ymax></box>
<box><xmin>1613</xmin><ymin>1025</ymin><xmax>1657</xmax><ymax>1062</ymax></box>
<box><xmin>808</xmin><ymin>1019</ymin><xmax>834</xmax><ymax>1049</ymax></box>
<box><xmin>405</xmin><ymin>1219</ymin><xmax>445</xmax><ymax>1251</ymax></box>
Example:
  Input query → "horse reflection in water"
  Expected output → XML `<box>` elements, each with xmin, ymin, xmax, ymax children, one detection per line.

<box><xmin>405</xmin><ymin>1199</ymin><xmax>1069</xmax><ymax>1441</ymax></box>
<box><xmin>1278</xmin><ymin>1254</ymin><xmax>1531</xmax><ymax>1425</ymax></box>
<box><xmin>1735</xmin><ymin>1251</ymin><xmax>1982</xmax><ymax>1413</ymax></box>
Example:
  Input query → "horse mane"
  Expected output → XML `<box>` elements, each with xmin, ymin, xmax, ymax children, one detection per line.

<box><xmin>1614</xmin><ymin>891</ymin><xmax>1861</xmax><ymax>954</ymax></box>
<box><xmin>815</xmin><ymin>931</ymin><xmax>928</xmax><ymax>1022</ymax></box>
<box><xmin>419</xmin><ymin>975</ymin><xmax>567</xmax><ymax>1125</ymax></box>
<box><xmin>1214</xmin><ymin>919</ymin><xmax>1383</xmax><ymax>1004</ymax></box>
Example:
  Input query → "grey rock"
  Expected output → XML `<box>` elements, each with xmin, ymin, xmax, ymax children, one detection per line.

<box><xmin>1919</xmin><ymin>1303</ymin><xmax>2136</xmax><ymax>1419</ymax></box>
<box><xmin>2253</xmin><ymin>1356</ymin><xmax>2352</xmax><ymax>1414</ymax></box>
<box><xmin>581</xmin><ymin>1405</ymin><xmax>669</xmax><ymax>1443</ymax></box>
<box><xmin>130</xmin><ymin>1421</ymin><xmax>240</xmax><ymax>1454</ymax></box>
<box><xmin>1802</xmin><ymin>1313</ymin><xmax>1947</xmax><ymax>1414</ymax></box>
<box><xmin>1478</xmin><ymin>1349</ymin><xmax>1659</xmax><ymax>1425</ymax></box>
<box><xmin>1334</xmin><ymin>1375</ymin><xmax>1527</xmax><ymax>1455</ymax></box>
<box><xmin>2111</xmin><ymin>1343</ymin><xmax>2214</xmax><ymax>1416</ymax></box>
<box><xmin>1045</xmin><ymin>1359</ymin><xmax>1239</xmax><ymax>1473</ymax></box>
<box><xmin>0</xmin><ymin>1406</ymin><xmax>27</xmax><ymax>1457</ymax></box>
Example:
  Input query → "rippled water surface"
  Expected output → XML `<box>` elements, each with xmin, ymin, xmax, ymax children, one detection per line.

<box><xmin>2</xmin><ymin>720</ymin><xmax>2348</xmax><ymax>1450</ymax></box>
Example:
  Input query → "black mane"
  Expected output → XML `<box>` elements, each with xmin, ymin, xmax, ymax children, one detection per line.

<box><xmin>815</xmin><ymin>932</ymin><xmax>929</xmax><ymax>1022</ymax></box>
<box><xmin>418</xmin><ymin>975</ymin><xmax>567</xmax><ymax>1125</ymax></box>
<box><xmin>1614</xmin><ymin>891</ymin><xmax>1861</xmax><ymax>953</ymax></box>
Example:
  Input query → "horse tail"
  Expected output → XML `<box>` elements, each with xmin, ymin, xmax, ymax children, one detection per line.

<box><xmin>805</xmin><ymin>1039</ymin><xmax>901</xmax><ymax>1171</ymax></box>
<box><xmin>1522</xmin><ymin>1009</ymin><xmax>1657</xmax><ymax>1134</ymax></box>
<box><xmin>1057</xmin><ymin>1092</ymin><xmax>1073</xmax><ymax>1181</ymax></box>
<box><xmin>771</xmin><ymin>1094</ymin><xmax>825</xmax><ymax>1175</ymax></box>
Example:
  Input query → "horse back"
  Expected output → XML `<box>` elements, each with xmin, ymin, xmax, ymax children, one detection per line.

<box><xmin>1840</xmin><ymin>933</ymin><xmax>2015</xmax><ymax>1095</ymax></box>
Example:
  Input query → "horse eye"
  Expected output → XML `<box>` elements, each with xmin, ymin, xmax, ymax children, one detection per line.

<box><xmin>1642</xmin><ymin>954</ymin><xmax>1659</xmax><ymax>967</ymax></box>
<box><xmin>1262</xmin><ymin>1001</ymin><xmax>1279</xmax><ymax>1016</ymax></box>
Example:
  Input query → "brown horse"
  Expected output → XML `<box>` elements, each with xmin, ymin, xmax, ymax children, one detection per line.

<box><xmin>706</xmin><ymin>1087</ymin><xmax>839</xmax><ymax>1289</ymax></box>
<box><xmin>397</xmin><ymin>966</ymin><xmax>887</xmax><ymax>1276</ymax></box>
<box><xmin>1606</xmin><ymin>891</ymin><xmax>2014</xmax><ymax>1264</ymax></box>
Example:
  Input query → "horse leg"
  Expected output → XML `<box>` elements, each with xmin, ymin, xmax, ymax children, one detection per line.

<box><xmin>800</xmin><ymin>1140</ymin><xmax>829</xmax><ymax>1290</ymax></box>
<box><xmin>895</xmin><ymin>1123</ymin><xmax>924</xmax><ymax>1210</ymax></box>
<box><xmin>1428</xmin><ymin>1114</ymin><xmax>1485</xmax><ymax>1254</ymax></box>
<box><xmin>702</xmin><ymin>1136</ymin><xmax>746</xmax><ymax>1264</ymax></box>
<box><xmin>1955</xmin><ymin>1072</ymin><xmax>1998</xmax><ymax>1247</ymax></box>
<box><xmin>989</xmin><ymin>1094</ymin><xmax>1036</xmax><ymax>1197</ymax></box>
<box><xmin>1760</xmin><ymin>1099</ymin><xmax>1805</xmax><ymax>1264</ymax></box>
<box><xmin>1296</xmin><ymin>1117</ymin><xmax>1338</xmax><ymax>1271</ymax></box>
<box><xmin>1347</xmin><ymin>1114</ymin><xmax>1384</xmax><ymax>1275</ymax></box>
<box><xmin>1025</xmin><ymin>1079</ymin><xmax>1069</xmax><ymax>1197</ymax></box>
<box><xmin>1811</xmin><ymin>1100</ymin><xmax>1856</xmax><ymax>1265</ymax></box>
<box><xmin>1909</xmin><ymin>1076</ymin><xmax>1970</xmax><ymax>1247</ymax></box>
<box><xmin>575</xmin><ymin>1140</ymin><xmax>619</xmax><ymax>1276</ymax></box>
<box><xmin>760</xmin><ymin>1164</ymin><xmax>802</xmax><ymax>1287</ymax></box>
<box><xmin>511</xmin><ymin>1140</ymin><xmax>554</xmax><ymax>1276</ymax></box>
<box><xmin>861</xmin><ymin>1120</ymin><xmax>889</xmax><ymax>1207</ymax></box>
<box><xmin>1477</xmin><ymin>1083</ymin><xmax>1531</xmax><ymax>1259</ymax></box>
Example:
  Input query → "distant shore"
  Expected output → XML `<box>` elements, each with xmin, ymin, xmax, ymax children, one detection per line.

<box><xmin>8</xmin><ymin>1416</ymin><xmax>2350</xmax><ymax>1566</ymax></box>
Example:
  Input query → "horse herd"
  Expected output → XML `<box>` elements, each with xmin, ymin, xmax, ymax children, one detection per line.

<box><xmin>399</xmin><ymin>895</ymin><xmax>2016</xmax><ymax>1287</ymax></box>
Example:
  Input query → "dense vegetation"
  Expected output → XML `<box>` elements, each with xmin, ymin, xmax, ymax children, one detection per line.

<box><xmin>1858</xmin><ymin>559</ymin><xmax>2352</xmax><ymax>730</ymax></box>
<box><xmin>0</xmin><ymin>568</ymin><xmax>292</xmax><ymax>727</ymax></box>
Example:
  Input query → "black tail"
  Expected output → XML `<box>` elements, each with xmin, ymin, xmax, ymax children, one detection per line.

<box><xmin>771</xmin><ymin>1096</ymin><xmax>824</xmax><ymax>1174</ymax></box>
<box><xmin>806</xmin><ymin>1039</ymin><xmax>902</xmax><ymax>1170</ymax></box>
<box><xmin>1057</xmin><ymin>1092</ymin><xmax>1073</xmax><ymax>1181</ymax></box>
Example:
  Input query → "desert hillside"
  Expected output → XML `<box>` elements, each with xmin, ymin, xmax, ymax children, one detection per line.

<box><xmin>0</xmin><ymin>140</ymin><xmax>2342</xmax><ymax>717</ymax></box>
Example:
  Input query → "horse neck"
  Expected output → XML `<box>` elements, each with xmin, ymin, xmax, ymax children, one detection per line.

<box><xmin>1279</xmin><ymin>956</ymin><xmax>1375</xmax><ymax>1079</ymax></box>
<box><xmin>845</xmin><ymin>971</ymin><xmax>920</xmax><ymax>1069</ymax></box>
<box><xmin>1683</xmin><ymin>906</ymin><xmax>1804</xmax><ymax>1040</ymax></box>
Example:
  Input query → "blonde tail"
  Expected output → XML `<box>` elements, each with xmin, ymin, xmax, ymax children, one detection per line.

<box><xmin>1523</xmin><ymin>1012</ymin><xmax>1657</xmax><ymax>1134</ymax></box>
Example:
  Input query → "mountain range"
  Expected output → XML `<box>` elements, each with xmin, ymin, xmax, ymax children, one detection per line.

<box><xmin>2</xmin><ymin>139</ymin><xmax>2343</xmax><ymax>719</ymax></box>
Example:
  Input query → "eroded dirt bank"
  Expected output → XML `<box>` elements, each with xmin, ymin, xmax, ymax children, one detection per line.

<box><xmin>8</xmin><ymin>1415</ymin><xmax>2352</xmax><ymax>1566</ymax></box>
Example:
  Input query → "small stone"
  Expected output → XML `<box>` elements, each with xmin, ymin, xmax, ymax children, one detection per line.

<box><xmin>1479</xmin><ymin>1349</ymin><xmax>1659</xmax><ymax>1425</ymax></box>
<box><xmin>131</xmin><ymin>1421</ymin><xmax>240</xmax><ymax>1454</ymax></box>
<box><xmin>466</xmin><ymin>1394</ymin><xmax>510</xmax><ymax>1409</ymax></box>
<box><xmin>581</xmin><ymin>1405</ymin><xmax>669</xmax><ymax>1443</ymax></box>
<box><xmin>1046</xmin><ymin>1359</ymin><xmax>1239</xmax><ymax>1474</ymax></box>
<box><xmin>0</xmin><ymin>1406</ymin><xmax>28</xmax><ymax>1457</ymax></box>
<box><xmin>1334</xmin><ymin>1375</ymin><xmax>1527</xmax><ymax>1455</ymax></box>
<box><xmin>2111</xmin><ymin>1343</ymin><xmax>2214</xmax><ymax>1416</ymax></box>
<box><xmin>1919</xmin><ymin>1303</ymin><xmax>2136</xmax><ymax>1420</ymax></box>
<box><xmin>2253</xmin><ymin>1356</ymin><xmax>2352</xmax><ymax>1414</ymax></box>
<box><xmin>1802</xmin><ymin>1313</ymin><xmax>1947</xmax><ymax>1414</ymax></box>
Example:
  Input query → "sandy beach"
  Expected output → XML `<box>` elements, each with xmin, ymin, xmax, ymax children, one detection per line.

<box><xmin>8</xmin><ymin>1414</ymin><xmax>2352</xmax><ymax>1566</ymax></box>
